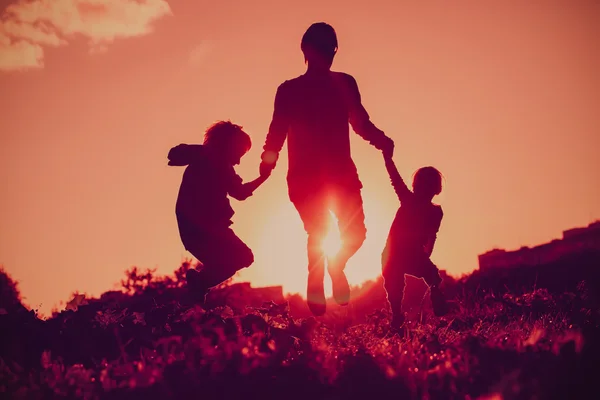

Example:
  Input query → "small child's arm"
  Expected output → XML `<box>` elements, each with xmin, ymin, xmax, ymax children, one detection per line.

<box><xmin>384</xmin><ymin>155</ymin><xmax>411</xmax><ymax>202</ymax></box>
<box><xmin>228</xmin><ymin>170</ymin><xmax>271</xmax><ymax>201</ymax></box>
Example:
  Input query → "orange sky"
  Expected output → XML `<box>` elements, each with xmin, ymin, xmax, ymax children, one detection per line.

<box><xmin>1</xmin><ymin>0</ymin><xmax>599</xmax><ymax>316</ymax></box>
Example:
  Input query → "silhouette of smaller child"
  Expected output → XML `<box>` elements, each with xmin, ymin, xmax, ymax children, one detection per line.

<box><xmin>167</xmin><ymin>121</ymin><xmax>271</xmax><ymax>302</ymax></box>
<box><xmin>381</xmin><ymin>155</ymin><xmax>449</xmax><ymax>332</ymax></box>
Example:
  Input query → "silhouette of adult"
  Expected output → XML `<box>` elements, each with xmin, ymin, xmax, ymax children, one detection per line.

<box><xmin>260</xmin><ymin>22</ymin><xmax>394</xmax><ymax>315</ymax></box>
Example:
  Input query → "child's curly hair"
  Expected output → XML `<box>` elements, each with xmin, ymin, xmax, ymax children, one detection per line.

<box><xmin>203</xmin><ymin>120</ymin><xmax>252</xmax><ymax>153</ymax></box>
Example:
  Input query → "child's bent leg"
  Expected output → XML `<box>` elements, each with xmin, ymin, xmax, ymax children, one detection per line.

<box><xmin>185</xmin><ymin>228</ymin><xmax>254</xmax><ymax>290</ymax></box>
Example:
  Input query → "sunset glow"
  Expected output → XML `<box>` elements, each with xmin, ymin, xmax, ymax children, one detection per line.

<box><xmin>0</xmin><ymin>1</ymin><xmax>598</xmax><ymax>316</ymax></box>
<box><xmin>321</xmin><ymin>212</ymin><xmax>342</xmax><ymax>260</ymax></box>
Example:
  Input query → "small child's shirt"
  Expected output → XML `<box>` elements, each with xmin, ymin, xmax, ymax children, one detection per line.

<box><xmin>388</xmin><ymin>198</ymin><xmax>443</xmax><ymax>251</ymax></box>
<box><xmin>168</xmin><ymin>144</ymin><xmax>242</xmax><ymax>231</ymax></box>
<box><xmin>384</xmin><ymin>157</ymin><xmax>443</xmax><ymax>252</ymax></box>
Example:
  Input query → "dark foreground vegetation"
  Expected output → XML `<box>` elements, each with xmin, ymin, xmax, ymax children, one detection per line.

<box><xmin>1</xmin><ymin>250</ymin><xmax>599</xmax><ymax>399</ymax></box>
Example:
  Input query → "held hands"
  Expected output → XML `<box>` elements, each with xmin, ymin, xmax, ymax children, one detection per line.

<box><xmin>379</xmin><ymin>136</ymin><xmax>395</xmax><ymax>159</ymax></box>
<box><xmin>259</xmin><ymin>161</ymin><xmax>274</xmax><ymax>178</ymax></box>
<box><xmin>259</xmin><ymin>150</ymin><xmax>278</xmax><ymax>178</ymax></box>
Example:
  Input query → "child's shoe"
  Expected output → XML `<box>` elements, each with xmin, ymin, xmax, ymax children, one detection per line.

<box><xmin>186</xmin><ymin>268</ymin><xmax>209</xmax><ymax>304</ymax></box>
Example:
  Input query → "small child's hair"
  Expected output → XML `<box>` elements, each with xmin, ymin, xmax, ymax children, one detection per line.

<box><xmin>413</xmin><ymin>166</ymin><xmax>443</xmax><ymax>196</ymax></box>
<box><xmin>203</xmin><ymin>120</ymin><xmax>252</xmax><ymax>153</ymax></box>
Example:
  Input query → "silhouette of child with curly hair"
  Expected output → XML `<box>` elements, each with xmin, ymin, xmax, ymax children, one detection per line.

<box><xmin>167</xmin><ymin>121</ymin><xmax>271</xmax><ymax>302</ymax></box>
<box><xmin>381</xmin><ymin>155</ymin><xmax>449</xmax><ymax>331</ymax></box>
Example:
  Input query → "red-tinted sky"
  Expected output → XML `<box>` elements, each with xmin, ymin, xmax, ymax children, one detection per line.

<box><xmin>1</xmin><ymin>0</ymin><xmax>599</xmax><ymax>316</ymax></box>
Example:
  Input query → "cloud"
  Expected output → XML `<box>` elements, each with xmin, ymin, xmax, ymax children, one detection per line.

<box><xmin>0</xmin><ymin>31</ymin><xmax>44</xmax><ymax>69</ymax></box>
<box><xmin>0</xmin><ymin>0</ymin><xmax>172</xmax><ymax>72</ymax></box>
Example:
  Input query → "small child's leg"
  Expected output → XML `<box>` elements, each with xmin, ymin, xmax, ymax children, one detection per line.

<box><xmin>430</xmin><ymin>286</ymin><xmax>449</xmax><ymax>317</ymax></box>
<box><xmin>419</xmin><ymin>257</ymin><xmax>449</xmax><ymax>317</ymax></box>
<box><xmin>383</xmin><ymin>274</ymin><xmax>406</xmax><ymax>329</ymax></box>
<box><xmin>382</xmin><ymin>252</ymin><xmax>407</xmax><ymax>329</ymax></box>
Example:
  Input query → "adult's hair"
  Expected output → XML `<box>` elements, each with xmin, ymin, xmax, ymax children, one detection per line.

<box><xmin>301</xmin><ymin>22</ymin><xmax>338</xmax><ymax>61</ymax></box>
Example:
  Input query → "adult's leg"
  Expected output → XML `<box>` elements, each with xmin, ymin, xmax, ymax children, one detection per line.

<box><xmin>330</xmin><ymin>186</ymin><xmax>367</xmax><ymax>266</ymax></box>
<box><xmin>292</xmin><ymin>191</ymin><xmax>329</xmax><ymax>316</ymax></box>
<box><xmin>328</xmin><ymin>186</ymin><xmax>367</xmax><ymax>305</ymax></box>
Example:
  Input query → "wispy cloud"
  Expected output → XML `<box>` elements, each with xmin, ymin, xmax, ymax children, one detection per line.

<box><xmin>0</xmin><ymin>0</ymin><xmax>172</xmax><ymax>72</ymax></box>
<box><xmin>189</xmin><ymin>40</ymin><xmax>214</xmax><ymax>68</ymax></box>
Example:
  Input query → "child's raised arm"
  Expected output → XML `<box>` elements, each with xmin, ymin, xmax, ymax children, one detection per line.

<box><xmin>384</xmin><ymin>155</ymin><xmax>411</xmax><ymax>202</ymax></box>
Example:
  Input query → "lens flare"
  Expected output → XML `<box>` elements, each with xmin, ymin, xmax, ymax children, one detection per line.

<box><xmin>321</xmin><ymin>211</ymin><xmax>342</xmax><ymax>258</ymax></box>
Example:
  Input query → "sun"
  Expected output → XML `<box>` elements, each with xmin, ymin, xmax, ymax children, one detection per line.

<box><xmin>321</xmin><ymin>211</ymin><xmax>342</xmax><ymax>259</ymax></box>
<box><xmin>237</xmin><ymin>200</ymin><xmax>391</xmax><ymax>298</ymax></box>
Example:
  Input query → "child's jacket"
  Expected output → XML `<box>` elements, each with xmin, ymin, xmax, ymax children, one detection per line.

<box><xmin>168</xmin><ymin>144</ymin><xmax>242</xmax><ymax>232</ymax></box>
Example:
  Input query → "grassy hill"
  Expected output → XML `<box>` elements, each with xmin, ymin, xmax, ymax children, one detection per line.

<box><xmin>1</xmin><ymin>252</ymin><xmax>599</xmax><ymax>399</ymax></box>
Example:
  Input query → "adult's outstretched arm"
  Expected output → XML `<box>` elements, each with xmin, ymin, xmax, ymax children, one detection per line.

<box><xmin>260</xmin><ymin>83</ymin><xmax>290</xmax><ymax>170</ymax></box>
<box><xmin>343</xmin><ymin>74</ymin><xmax>394</xmax><ymax>157</ymax></box>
